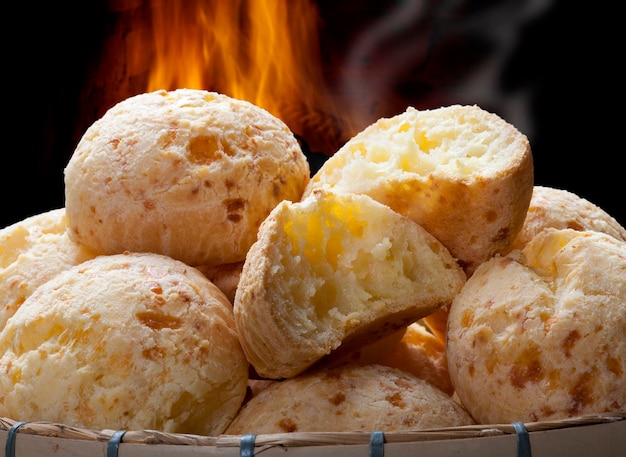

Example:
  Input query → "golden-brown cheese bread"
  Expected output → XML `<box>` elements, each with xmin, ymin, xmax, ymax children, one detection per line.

<box><xmin>323</xmin><ymin>321</ymin><xmax>453</xmax><ymax>396</ymax></box>
<box><xmin>304</xmin><ymin>104</ymin><xmax>534</xmax><ymax>275</ymax></box>
<box><xmin>0</xmin><ymin>208</ymin><xmax>98</xmax><ymax>330</ymax></box>
<box><xmin>322</xmin><ymin>327</ymin><xmax>406</xmax><ymax>366</ymax></box>
<box><xmin>506</xmin><ymin>185</ymin><xmax>626</xmax><ymax>253</ymax></box>
<box><xmin>225</xmin><ymin>363</ymin><xmax>475</xmax><ymax>434</ymax></box>
<box><xmin>379</xmin><ymin>321</ymin><xmax>453</xmax><ymax>396</ymax></box>
<box><xmin>0</xmin><ymin>251</ymin><xmax>249</xmax><ymax>435</ymax></box>
<box><xmin>195</xmin><ymin>261</ymin><xmax>244</xmax><ymax>304</ymax></box>
<box><xmin>64</xmin><ymin>88</ymin><xmax>310</xmax><ymax>267</ymax></box>
<box><xmin>447</xmin><ymin>228</ymin><xmax>626</xmax><ymax>423</ymax></box>
<box><xmin>234</xmin><ymin>190</ymin><xmax>466</xmax><ymax>379</ymax></box>
<box><xmin>245</xmin><ymin>378</ymin><xmax>278</xmax><ymax>399</ymax></box>
<box><xmin>421</xmin><ymin>307</ymin><xmax>449</xmax><ymax>343</ymax></box>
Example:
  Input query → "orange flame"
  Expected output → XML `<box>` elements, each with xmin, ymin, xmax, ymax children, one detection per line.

<box><xmin>146</xmin><ymin>0</ymin><xmax>352</xmax><ymax>155</ymax></box>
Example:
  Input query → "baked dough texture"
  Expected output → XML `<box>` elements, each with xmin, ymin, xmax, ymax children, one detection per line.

<box><xmin>379</xmin><ymin>321</ymin><xmax>453</xmax><ymax>396</ymax></box>
<box><xmin>324</xmin><ymin>321</ymin><xmax>453</xmax><ymax>396</ymax></box>
<box><xmin>421</xmin><ymin>307</ymin><xmax>449</xmax><ymax>343</ymax></box>
<box><xmin>64</xmin><ymin>88</ymin><xmax>310</xmax><ymax>267</ymax></box>
<box><xmin>303</xmin><ymin>104</ymin><xmax>533</xmax><ymax>275</ymax></box>
<box><xmin>422</xmin><ymin>184</ymin><xmax>626</xmax><ymax>347</ymax></box>
<box><xmin>447</xmin><ymin>228</ymin><xmax>626</xmax><ymax>423</ymax></box>
<box><xmin>0</xmin><ymin>251</ymin><xmax>249</xmax><ymax>435</ymax></box>
<box><xmin>195</xmin><ymin>261</ymin><xmax>244</xmax><ymax>304</ymax></box>
<box><xmin>507</xmin><ymin>185</ymin><xmax>626</xmax><ymax>252</ymax></box>
<box><xmin>0</xmin><ymin>208</ymin><xmax>98</xmax><ymax>330</ymax></box>
<box><xmin>225</xmin><ymin>363</ymin><xmax>475</xmax><ymax>434</ymax></box>
<box><xmin>234</xmin><ymin>190</ymin><xmax>466</xmax><ymax>379</ymax></box>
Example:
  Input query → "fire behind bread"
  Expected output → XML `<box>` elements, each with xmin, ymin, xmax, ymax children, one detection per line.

<box><xmin>233</xmin><ymin>190</ymin><xmax>466</xmax><ymax>379</ymax></box>
<box><xmin>304</xmin><ymin>104</ymin><xmax>534</xmax><ymax>275</ymax></box>
<box><xmin>64</xmin><ymin>88</ymin><xmax>310</xmax><ymax>267</ymax></box>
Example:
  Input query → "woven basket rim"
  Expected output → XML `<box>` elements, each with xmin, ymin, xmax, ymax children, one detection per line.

<box><xmin>1</xmin><ymin>412</ymin><xmax>624</xmax><ymax>447</ymax></box>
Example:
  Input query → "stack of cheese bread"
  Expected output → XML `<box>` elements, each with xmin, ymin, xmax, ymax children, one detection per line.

<box><xmin>0</xmin><ymin>89</ymin><xmax>624</xmax><ymax>436</ymax></box>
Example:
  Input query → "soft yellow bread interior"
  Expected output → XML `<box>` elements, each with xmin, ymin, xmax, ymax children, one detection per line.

<box><xmin>304</xmin><ymin>105</ymin><xmax>534</xmax><ymax>275</ymax></box>
<box><xmin>308</xmin><ymin>106</ymin><xmax>518</xmax><ymax>184</ymax></box>
<box><xmin>234</xmin><ymin>190</ymin><xmax>466</xmax><ymax>379</ymax></box>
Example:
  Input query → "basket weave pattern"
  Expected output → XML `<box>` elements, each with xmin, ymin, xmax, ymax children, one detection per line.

<box><xmin>2</xmin><ymin>412</ymin><xmax>624</xmax><ymax>448</ymax></box>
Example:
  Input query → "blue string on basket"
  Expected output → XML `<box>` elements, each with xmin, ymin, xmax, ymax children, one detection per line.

<box><xmin>370</xmin><ymin>431</ymin><xmax>385</xmax><ymax>457</ymax></box>
<box><xmin>5</xmin><ymin>421</ymin><xmax>30</xmax><ymax>457</ymax></box>
<box><xmin>240</xmin><ymin>433</ymin><xmax>256</xmax><ymax>457</ymax></box>
<box><xmin>513</xmin><ymin>421</ymin><xmax>532</xmax><ymax>457</ymax></box>
<box><xmin>106</xmin><ymin>430</ymin><xmax>127</xmax><ymax>457</ymax></box>
<box><xmin>3</xmin><ymin>420</ymin><xmax>533</xmax><ymax>457</ymax></box>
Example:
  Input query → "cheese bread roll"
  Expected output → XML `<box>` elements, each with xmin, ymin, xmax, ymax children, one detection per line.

<box><xmin>0</xmin><ymin>208</ymin><xmax>97</xmax><ymax>330</ymax></box>
<box><xmin>195</xmin><ymin>261</ymin><xmax>244</xmax><ymax>304</ymax></box>
<box><xmin>447</xmin><ymin>228</ymin><xmax>626</xmax><ymax>423</ymax></box>
<box><xmin>64</xmin><ymin>88</ymin><xmax>310</xmax><ymax>266</ymax></box>
<box><xmin>507</xmin><ymin>185</ymin><xmax>626</xmax><ymax>253</ymax></box>
<box><xmin>225</xmin><ymin>363</ymin><xmax>475</xmax><ymax>434</ymax></box>
<box><xmin>234</xmin><ymin>190</ymin><xmax>466</xmax><ymax>379</ymax></box>
<box><xmin>0</xmin><ymin>251</ymin><xmax>249</xmax><ymax>435</ymax></box>
<box><xmin>304</xmin><ymin>105</ymin><xmax>533</xmax><ymax>275</ymax></box>
<box><xmin>323</xmin><ymin>321</ymin><xmax>453</xmax><ymax>396</ymax></box>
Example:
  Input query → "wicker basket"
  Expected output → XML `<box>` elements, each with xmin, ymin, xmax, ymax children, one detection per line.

<box><xmin>2</xmin><ymin>412</ymin><xmax>624</xmax><ymax>457</ymax></box>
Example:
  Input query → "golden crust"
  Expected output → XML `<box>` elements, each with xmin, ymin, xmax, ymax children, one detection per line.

<box><xmin>421</xmin><ymin>307</ymin><xmax>449</xmax><ymax>343</ymax></box>
<box><xmin>225</xmin><ymin>363</ymin><xmax>475</xmax><ymax>434</ymax></box>
<box><xmin>304</xmin><ymin>105</ymin><xmax>533</xmax><ymax>275</ymax></box>
<box><xmin>0</xmin><ymin>208</ymin><xmax>98</xmax><ymax>330</ymax></box>
<box><xmin>380</xmin><ymin>321</ymin><xmax>453</xmax><ymax>396</ymax></box>
<box><xmin>195</xmin><ymin>261</ymin><xmax>244</xmax><ymax>304</ymax></box>
<box><xmin>0</xmin><ymin>251</ymin><xmax>249</xmax><ymax>435</ymax></box>
<box><xmin>447</xmin><ymin>228</ymin><xmax>626</xmax><ymax>423</ymax></box>
<box><xmin>64</xmin><ymin>89</ymin><xmax>310</xmax><ymax>267</ymax></box>
<box><xmin>507</xmin><ymin>185</ymin><xmax>626</xmax><ymax>253</ymax></box>
<box><xmin>322</xmin><ymin>321</ymin><xmax>453</xmax><ymax>395</ymax></box>
<box><xmin>234</xmin><ymin>190</ymin><xmax>466</xmax><ymax>379</ymax></box>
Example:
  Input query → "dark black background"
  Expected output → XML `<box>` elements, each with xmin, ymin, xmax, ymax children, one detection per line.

<box><xmin>4</xmin><ymin>0</ymin><xmax>623</xmax><ymax>229</ymax></box>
